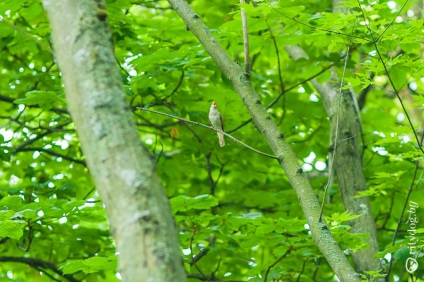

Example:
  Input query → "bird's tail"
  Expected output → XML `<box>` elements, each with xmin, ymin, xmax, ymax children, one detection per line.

<box><xmin>217</xmin><ymin>132</ymin><xmax>225</xmax><ymax>147</ymax></box>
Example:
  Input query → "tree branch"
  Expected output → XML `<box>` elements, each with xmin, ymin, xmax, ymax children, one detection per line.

<box><xmin>14</xmin><ymin>147</ymin><xmax>86</xmax><ymax>166</ymax></box>
<box><xmin>284</xmin><ymin>31</ymin><xmax>382</xmax><ymax>278</ymax></box>
<box><xmin>0</xmin><ymin>18</ymin><xmax>53</xmax><ymax>52</ymax></box>
<box><xmin>0</xmin><ymin>256</ymin><xmax>79</xmax><ymax>282</ymax></box>
<box><xmin>167</xmin><ymin>1</ymin><xmax>360</xmax><ymax>280</ymax></box>
<box><xmin>0</xmin><ymin>94</ymin><xmax>69</xmax><ymax>115</ymax></box>
<box><xmin>264</xmin><ymin>248</ymin><xmax>291</xmax><ymax>282</ymax></box>
<box><xmin>356</xmin><ymin>0</ymin><xmax>423</xmax><ymax>154</ymax></box>
<box><xmin>240</xmin><ymin>0</ymin><xmax>250</xmax><ymax>75</ymax></box>
<box><xmin>140</xmin><ymin>108</ymin><xmax>278</xmax><ymax>159</ymax></box>
<box><xmin>227</xmin><ymin>61</ymin><xmax>335</xmax><ymax>134</ymax></box>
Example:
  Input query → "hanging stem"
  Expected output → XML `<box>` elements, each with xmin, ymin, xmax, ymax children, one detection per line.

<box><xmin>240</xmin><ymin>0</ymin><xmax>250</xmax><ymax>75</ymax></box>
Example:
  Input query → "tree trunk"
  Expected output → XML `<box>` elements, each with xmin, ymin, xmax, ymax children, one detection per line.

<box><xmin>285</xmin><ymin>45</ymin><xmax>383</xmax><ymax>278</ymax></box>
<box><xmin>42</xmin><ymin>1</ymin><xmax>186</xmax><ymax>281</ymax></box>
<box><xmin>168</xmin><ymin>0</ymin><xmax>361</xmax><ymax>280</ymax></box>
<box><xmin>313</xmin><ymin>78</ymin><xmax>383</xmax><ymax>275</ymax></box>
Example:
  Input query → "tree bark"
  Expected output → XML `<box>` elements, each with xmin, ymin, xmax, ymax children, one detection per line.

<box><xmin>313</xmin><ymin>78</ymin><xmax>382</xmax><ymax>274</ymax></box>
<box><xmin>168</xmin><ymin>0</ymin><xmax>361</xmax><ymax>281</ymax></box>
<box><xmin>285</xmin><ymin>45</ymin><xmax>383</xmax><ymax>277</ymax></box>
<box><xmin>42</xmin><ymin>1</ymin><xmax>186</xmax><ymax>281</ymax></box>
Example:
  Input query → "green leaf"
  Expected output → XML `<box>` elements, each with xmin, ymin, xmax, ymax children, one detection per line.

<box><xmin>0</xmin><ymin>219</ymin><xmax>27</xmax><ymax>239</ymax></box>
<box><xmin>14</xmin><ymin>90</ymin><xmax>62</xmax><ymax>110</ymax></box>
<box><xmin>234</xmin><ymin>212</ymin><xmax>262</xmax><ymax>220</ymax></box>
<box><xmin>12</xmin><ymin>209</ymin><xmax>37</xmax><ymax>220</ymax></box>
<box><xmin>393</xmin><ymin>246</ymin><xmax>410</xmax><ymax>262</ymax></box>
<box><xmin>0</xmin><ymin>195</ymin><xmax>25</xmax><ymax>210</ymax></box>
<box><xmin>170</xmin><ymin>194</ymin><xmax>219</xmax><ymax>212</ymax></box>
<box><xmin>1</xmin><ymin>0</ymin><xmax>422</xmax><ymax>280</ymax></box>
<box><xmin>0</xmin><ymin>210</ymin><xmax>15</xmax><ymax>220</ymax></box>
<box><xmin>61</xmin><ymin>200</ymin><xmax>86</xmax><ymax>213</ymax></box>
<box><xmin>388</xmin><ymin>65</ymin><xmax>408</xmax><ymax>91</ymax></box>
<box><xmin>326</xmin><ymin>211</ymin><xmax>363</xmax><ymax>226</ymax></box>
<box><xmin>62</xmin><ymin>260</ymin><xmax>86</xmax><ymax>274</ymax></box>
<box><xmin>62</xmin><ymin>256</ymin><xmax>116</xmax><ymax>274</ymax></box>
<box><xmin>82</xmin><ymin>256</ymin><xmax>117</xmax><ymax>273</ymax></box>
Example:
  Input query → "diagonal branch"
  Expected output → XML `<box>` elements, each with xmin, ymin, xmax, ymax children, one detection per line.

<box><xmin>283</xmin><ymin>16</ymin><xmax>383</xmax><ymax>277</ymax></box>
<box><xmin>167</xmin><ymin>0</ymin><xmax>360</xmax><ymax>280</ymax></box>
<box><xmin>14</xmin><ymin>147</ymin><xmax>86</xmax><ymax>166</ymax></box>
<box><xmin>0</xmin><ymin>256</ymin><xmax>79</xmax><ymax>282</ymax></box>
<box><xmin>0</xmin><ymin>18</ymin><xmax>53</xmax><ymax>52</ymax></box>
<box><xmin>227</xmin><ymin>61</ymin><xmax>335</xmax><ymax>133</ymax></box>
<box><xmin>0</xmin><ymin>94</ymin><xmax>69</xmax><ymax>115</ymax></box>
<box><xmin>356</xmin><ymin>0</ymin><xmax>423</xmax><ymax>154</ymax></box>
<box><xmin>264</xmin><ymin>248</ymin><xmax>291</xmax><ymax>282</ymax></box>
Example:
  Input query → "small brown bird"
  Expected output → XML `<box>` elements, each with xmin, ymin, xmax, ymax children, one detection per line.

<box><xmin>208</xmin><ymin>101</ymin><xmax>225</xmax><ymax>147</ymax></box>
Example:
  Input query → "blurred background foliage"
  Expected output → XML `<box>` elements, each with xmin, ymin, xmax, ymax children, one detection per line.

<box><xmin>0</xmin><ymin>0</ymin><xmax>423</xmax><ymax>281</ymax></box>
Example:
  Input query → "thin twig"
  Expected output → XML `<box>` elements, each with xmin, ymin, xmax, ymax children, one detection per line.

<box><xmin>375</xmin><ymin>0</ymin><xmax>409</xmax><ymax>43</ymax></box>
<box><xmin>0</xmin><ymin>94</ymin><xmax>68</xmax><ymax>115</ymax></box>
<box><xmin>166</xmin><ymin>70</ymin><xmax>185</xmax><ymax>99</ymax></box>
<box><xmin>0</xmin><ymin>256</ymin><xmax>79</xmax><ymax>282</ymax></box>
<box><xmin>205</xmin><ymin>153</ymin><xmax>225</xmax><ymax>198</ymax></box>
<box><xmin>387</xmin><ymin>161</ymin><xmax>420</xmax><ymax>278</ymax></box>
<box><xmin>265</xmin><ymin>20</ymin><xmax>286</xmax><ymax>124</ymax></box>
<box><xmin>139</xmin><ymin>108</ymin><xmax>278</xmax><ymax>159</ymax></box>
<box><xmin>0</xmin><ymin>18</ymin><xmax>52</xmax><ymax>52</ymax></box>
<box><xmin>296</xmin><ymin>260</ymin><xmax>307</xmax><ymax>282</ymax></box>
<box><xmin>14</xmin><ymin>147</ymin><xmax>86</xmax><ymax>166</ymax></box>
<box><xmin>115</xmin><ymin>55</ymin><xmax>131</xmax><ymax>78</ymax></box>
<box><xmin>357</xmin><ymin>0</ymin><xmax>423</xmax><ymax>154</ymax></box>
<box><xmin>205</xmin><ymin>153</ymin><xmax>214</xmax><ymax>194</ymax></box>
<box><xmin>319</xmin><ymin>21</ymin><xmax>356</xmax><ymax>221</ymax></box>
<box><xmin>227</xmin><ymin>61</ymin><xmax>336</xmax><ymax>134</ymax></box>
<box><xmin>15</xmin><ymin>121</ymin><xmax>73</xmax><ymax>150</ymax></box>
<box><xmin>32</xmin><ymin>266</ymin><xmax>62</xmax><ymax>282</ymax></box>
<box><xmin>189</xmin><ymin>229</ymin><xmax>207</xmax><ymax>279</ymax></box>
<box><xmin>381</xmin><ymin>191</ymin><xmax>396</xmax><ymax>229</ymax></box>
<box><xmin>264</xmin><ymin>248</ymin><xmax>291</xmax><ymax>282</ymax></box>
<box><xmin>160</xmin><ymin>100</ymin><xmax>203</xmax><ymax>143</ymax></box>
<box><xmin>270</xmin><ymin>6</ymin><xmax>372</xmax><ymax>43</ymax></box>
<box><xmin>189</xmin><ymin>248</ymin><xmax>210</xmax><ymax>266</ymax></box>
<box><xmin>240</xmin><ymin>0</ymin><xmax>250</xmax><ymax>75</ymax></box>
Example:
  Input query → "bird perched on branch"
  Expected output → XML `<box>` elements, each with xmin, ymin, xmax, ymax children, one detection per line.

<box><xmin>209</xmin><ymin>101</ymin><xmax>225</xmax><ymax>147</ymax></box>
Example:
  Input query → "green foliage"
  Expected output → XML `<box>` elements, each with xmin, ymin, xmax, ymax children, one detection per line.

<box><xmin>14</xmin><ymin>91</ymin><xmax>65</xmax><ymax>110</ymax></box>
<box><xmin>171</xmin><ymin>194</ymin><xmax>219</xmax><ymax>212</ymax></box>
<box><xmin>0</xmin><ymin>0</ymin><xmax>423</xmax><ymax>281</ymax></box>
<box><xmin>62</xmin><ymin>256</ymin><xmax>117</xmax><ymax>275</ymax></box>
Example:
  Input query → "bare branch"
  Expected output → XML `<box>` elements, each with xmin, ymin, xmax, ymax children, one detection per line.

<box><xmin>0</xmin><ymin>94</ymin><xmax>69</xmax><ymax>115</ymax></box>
<box><xmin>14</xmin><ymin>147</ymin><xmax>86</xmax><ymax>166</ymax></box>
<box><xmin>0</xmin><ymin>256</ymin><xmax>79</xmax><ymax>282</ymax></box>
<box><xmin>140</xmin><ymin>108</ymin><xmax>278</xmax><ymax>160</ymax></box>
<box><xmin>240</xmin><ymin>0</ymin><xmax>250</xmax><ymax>75</ymax></box>
<box><xmin>264</xmin><ymin>248</ymin><xmax>291</xmax><ymax>282</ymax></box>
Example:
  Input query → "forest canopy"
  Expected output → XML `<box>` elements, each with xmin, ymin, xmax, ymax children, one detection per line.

<box><xmin>0</xmin><ymin>0</ymin><xmax>423</xmax><ymax>281</ymax></box>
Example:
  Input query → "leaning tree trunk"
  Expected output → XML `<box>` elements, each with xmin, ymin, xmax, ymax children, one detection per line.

<box><xmin>285</xmin><ymin>45</ymin><xmax>383</xmax><ymax>278</ymax></box>
<box><xmin>312</xmin><ymin>78</ymin><xmax>382</xmax><ymax>275</ymax></box>
<box><xmin>168</xmin><ymin>0</ymin><xmax>361</xmax><ymax>281</ymax></box>
<box><xmin>42</xmin><ymin>1</ymin><xmax>186</xmax><ymax>281</ymax></box>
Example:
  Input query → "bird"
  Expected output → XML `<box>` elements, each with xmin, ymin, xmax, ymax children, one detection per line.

<box><xmin>208</xmin><ymin>101</ymin><xmax>225</xmax><ymax>147</ymax></box>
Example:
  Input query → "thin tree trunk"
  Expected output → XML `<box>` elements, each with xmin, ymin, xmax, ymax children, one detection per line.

<box><xmin>285</xmin><ymin>45</ymin><xmax>383</xmax><ymax>277</ymax></box>
<box><xmin>313</xmin><ymin>78</ymin><xmax>382</xmax><ymax>274</ymax></box>
<box><xmin>330</xmin><ymin>0</ymin><xmax>383</xmax><ymax>275</ymax></box>
<box><xmin>42</xmin><ymin>1</ymin><xmax>186</xmax><ymax>281</ymax></box>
